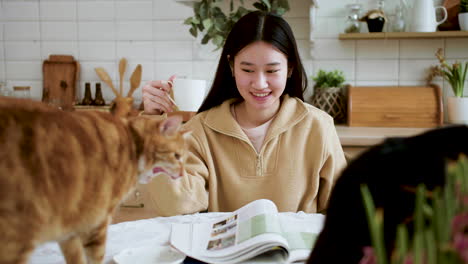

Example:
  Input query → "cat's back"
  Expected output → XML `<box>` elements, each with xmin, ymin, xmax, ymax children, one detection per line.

<box><xmin>0</xmin><ymin>97</ymin><xmax>135</xmax><ymax>237</ymax></box>
<box><xmin>0</xmin><ymin>97</ymin><xmax>126</xmax><ymax>146</ymax></box>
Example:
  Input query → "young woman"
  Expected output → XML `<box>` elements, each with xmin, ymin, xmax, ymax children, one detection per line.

<box><xmin>142</xmin><ymin>11</ymin><xmax>346</xmax><ymax>216</ymax></box>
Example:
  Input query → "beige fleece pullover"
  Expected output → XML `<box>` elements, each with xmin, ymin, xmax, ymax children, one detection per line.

<box><xmin>147</xmin><ymin>95</ymin><xmax>347</xmax><ymax>216</ymax></box>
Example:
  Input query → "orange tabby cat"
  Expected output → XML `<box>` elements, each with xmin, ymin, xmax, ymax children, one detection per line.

<box><xmin>0</xmin><ymin>97</ymin><xmax>190</xmax><ymax>263</ymax></box>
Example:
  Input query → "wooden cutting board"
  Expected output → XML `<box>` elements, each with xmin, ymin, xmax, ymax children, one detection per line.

<box><xmin>42</xmin><ymin>55</ymin><xmax>80</xmax><ymax>111</ymax></box>
<box><xmin>348</xmin><ymin>85</ymin><xmax>443</xmax><ymax>128</ymax></box>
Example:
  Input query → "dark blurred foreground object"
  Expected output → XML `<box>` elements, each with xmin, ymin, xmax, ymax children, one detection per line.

<box><xmin>307</xmin><ymin>125</ymin><xmax>468</xmax><ymax>264</ymax></box>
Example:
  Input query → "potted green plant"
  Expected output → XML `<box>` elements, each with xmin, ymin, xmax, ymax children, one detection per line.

<box><xmin>360</xmin><ymin>156</ymin><xmax>468</xmax><ymax>264</ymax></box>
<box><xmin>310</xmin><ymin>69</ymin><xmax>347</xmax><ymax>123</ymax></box>
<box><xmin>433</xmin><ymin>48</ymin><xmax>468</xmax><ymax>124</ymax></box>
<box><xmin>459</xmin><ymin>0</ymin><xmax>468</xmax><ymax>31</ymax></box>
<box><xmin>183</xmin><ymin>0</ymin><xmax>290</xmax><ymax>50</ymax></box>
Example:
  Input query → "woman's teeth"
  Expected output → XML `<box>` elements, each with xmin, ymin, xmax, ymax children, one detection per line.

<box><xmin>252</xmin><ymin>92</ymin><xmax>269</xmax><ymax>97</ymax></box>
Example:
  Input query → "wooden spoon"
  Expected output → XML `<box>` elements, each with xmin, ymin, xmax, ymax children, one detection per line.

<box><xmin>119</xmin><ymin>58</ymin><xmax>127</xmax><ymax>96</ymax></box>
<box><xmin>127</xmin><ymin>64</ymin><xmax>142</xmax><ymax>97</ymax></box>
<box><xmin>95</xmin><ymin>67</ymin><xmax>119</xmax><ymax>97</ymax></box>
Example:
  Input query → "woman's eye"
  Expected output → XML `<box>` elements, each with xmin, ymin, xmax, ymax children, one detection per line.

<box><xmin>241</xmin><ymin>69</ymin><xmax>253</xmax><ymax>73</ymax></box>
<box><xmin>267</xmin><ymin>69</ymin><xmax>280</xmax><ymax>73</ymax></box>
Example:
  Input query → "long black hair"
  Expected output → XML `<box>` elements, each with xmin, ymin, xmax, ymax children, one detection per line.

<box><xmin>197</xmin><ymin>11</ymin><xmax>307</xmax><ymax>113</ymax></box>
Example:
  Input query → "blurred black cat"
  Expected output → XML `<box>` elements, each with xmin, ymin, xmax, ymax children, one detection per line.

<box><xmin>307</xmin><ymin>125</ymin><xmax>468</xmax><ymax>264</ymax></box>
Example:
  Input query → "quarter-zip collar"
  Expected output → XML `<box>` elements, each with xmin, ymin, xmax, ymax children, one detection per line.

<box><xmin>203</xmin><ymin>95</ymin><xmax>309</xmax><ymax>143</ymax></box>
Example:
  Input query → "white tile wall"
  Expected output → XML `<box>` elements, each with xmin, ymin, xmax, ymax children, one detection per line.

<box><xmin>0</xmin><ymin>0</ymin><xmax>467</xmax><ymax>116</ymax></box>
<box><xmin>41</xmin><ymin>41</ymin><xmax>78</xmax><ymax>58</ymax></box>
<box><xmin>356</xmin><ymin>60</ymin><xmax>399</xmax><ymax>81</ymax></box>
<box><xmin>6</xmin><ymin>61</ymin><xmax>42</xmax><ymax>80</ymax></box>
<box><xmin>79</xmin><ymin>41</ymin><xmax>116</xmax><ymax>61</ymax></box>
<box><xmin>116</xmin><ymin>1</ymin><xmax>153</xmax><ymax>20</ymax></box>
<box><xmin>0</xmin><ymin>23</ymin><xmax>3</xmax><ymax>41</ymax></box>
<box><xmin>4</xmin><ymin>22</ymin><xmax>40</xmax><ymax>40</ymax></box>
<box><xmin>399</xmin><ymin>39</ymin><xmax>445</xmax><ymax>59</ymax></box>
<box><xmin>2</xmin><ymin>1</ymin><xmax>39</xmax><ymax>21</ymax></box>
<box><xmin>155</xmin><ymin>41</ymin><xmax>192</xmax><ymax>61</ymax></box>
<box><xmin>154</xmin><ymin>61</ymin><xmax>192</xmax><ymax>81</ymax></box>
<box><xmin>356</xmin><ymin>40</ymin><xmax>399</xmax><ymax>59</ymax></box>
<box><xmin>153</xmin><ymin>21</ymin><xmax>192</xmax><ymax>41</ymax></box>
<box><xmin>117</xmin><ymin>41</ymin><xmax>154</xmax><ymax>61</ymax></box>
<box><xmin>0</xmin><ymin>60</ymin><xmax>5</xmax><ymax>80</ymax></box>
<box><xmin>153</xmin><ymin>0</ymin><xmax>193</xmax><ymax>20</ymax></box>
<box><xmin>41</xmin><ymin>21</ymin><xmax>77</xmax><ymax>41</ymax></box>
<box><xmin>79</xmin><ymin>22</ymin><xmax>116</xmax><ymax>40</ymax></box>
<box><xmin>77</xmin><ymin>1</ymin><xmax>115</xmax><ymax>21</ymax></box>
<box><xmin>117</xmin><ymin>21</ymin><xmax>152</xmax><ymax>41</ymax></box>
<box><xmin>399</xmin><ymin>59</ymin><xmax>440</xmax><ymax>82</ymax></box>
<box><xmin>445</xmin><ymin>38</ymin><xmax>468</xmax><ymax>58</ymax></box>
<box><xmin>312</xmin><ymin>39</ymin><xmax>355</xmax><ymax>60</ymax></box>
<box><xmin>5</xmin><ymin>41</ymin><xmax>41</xmax><ymax>60</ymax></box>
<box><xmin>39</xmin><ymin>1</ymin><xmax>76</xmax><ymax>21</ymax></box>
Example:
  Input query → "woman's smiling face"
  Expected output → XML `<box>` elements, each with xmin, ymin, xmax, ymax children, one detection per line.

<box><xmin>232</xmin><ymin>41</ymin><xmax>289</xmax><ymax>111</ymax></box>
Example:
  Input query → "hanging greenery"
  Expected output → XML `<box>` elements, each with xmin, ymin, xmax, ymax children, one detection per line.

<box><xmin>183</xmin><ymin>0</ymin><xmax>290</xmax><ymax>50</ymax></box>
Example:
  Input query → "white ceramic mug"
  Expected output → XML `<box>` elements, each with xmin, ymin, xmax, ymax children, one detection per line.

<box><xmin>172</xmin><ymin>79</ymin><xmax>207</xmax><ymax>112</ymax></box>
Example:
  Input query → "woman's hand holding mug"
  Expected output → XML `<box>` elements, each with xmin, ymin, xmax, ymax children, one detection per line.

<box><xmin>142</xmin><ymin>75</ymin><xmax>177</xmax><ymax>115</ymax></box>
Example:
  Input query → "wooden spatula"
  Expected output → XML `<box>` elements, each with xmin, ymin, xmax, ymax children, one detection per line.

<box><xmin>119</xmin><ymin>58</ymin><xmax>127</xmax><ymax>96</ymax></box>
<box><xmin>127</xmin><ymin>64</ymin><xmax>142</xmax><ymax>97</ymax></box>
<box><xmin>95</xmin><ymin>67</ymin><xmax>120</xmax><ymax>97</ymax></box>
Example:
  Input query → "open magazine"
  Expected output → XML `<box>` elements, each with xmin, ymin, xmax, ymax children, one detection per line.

<box><xmin>170</xmin><ymin>199</ymin><xmax>325</xmax><ymax>264</ymax></box>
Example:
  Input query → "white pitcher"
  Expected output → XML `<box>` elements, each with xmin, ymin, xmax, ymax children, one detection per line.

<box><xmin>410</xmin><ymin>0</ymin><xmax>447</xmax><ymax>32</ymax></box>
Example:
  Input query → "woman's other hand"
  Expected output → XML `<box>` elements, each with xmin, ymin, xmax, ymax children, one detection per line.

<box><xmin>142</xmin><ymin>75</ymin><xmax>177</xmax><ymax>114</ymax></box>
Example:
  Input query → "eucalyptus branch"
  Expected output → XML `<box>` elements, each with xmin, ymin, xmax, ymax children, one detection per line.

<box><xmin>184</xmin><ymin>0</ymin><xmax>290</xmax><ymax>50</ymax></box>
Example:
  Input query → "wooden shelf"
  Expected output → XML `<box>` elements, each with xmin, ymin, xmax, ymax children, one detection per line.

<box><xmin>74</xmin><ymin>105</ymin><xmax>111</xmax><ymax>112</ymax></box>
<box><xmin>339</xmin><ymin>31</ymin><xmax>468</xmax><ymax>40</ymax></box>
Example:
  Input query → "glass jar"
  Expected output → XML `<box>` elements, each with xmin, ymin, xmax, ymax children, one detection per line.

<box><xmin>345</xmin><ymin>4</ymin><xmax>362</xmax><ymax>33</ymax></box>
<box><xmin>391</xmin><ymin>3</ymin><xmax>406</xmax><ymax>32</ymax></box>
<box><xmin>0</xmin><ymin>81</ymin><xmax>11</xmax><ymax>96</ymax></box>
<box><xmin>13</xmin><ymin>86</ymin><xmax>31</xmax><ymax>99</ymax></box>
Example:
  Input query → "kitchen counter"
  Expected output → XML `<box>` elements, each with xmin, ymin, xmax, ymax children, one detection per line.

<box><xmin>336</xmin><ymin>125</ymin><xmax>432</xmax><ymax>147</ymax></box>
<box><xmin>335</xmin><ymin>125</ymin><xmax>437</xmax><ymax>159</ymax></box>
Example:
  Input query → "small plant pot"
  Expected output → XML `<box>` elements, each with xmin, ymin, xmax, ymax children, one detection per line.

<box><xmin>310</xmin><ymin>87</ymin><xmax>347</xmax><ymax>123</ymax></box>
<box><xmin>447</xmin><ymin>96</ymin><xmax>468</xmax><ymax>124</ymax></box>
<box><xmin>366</xmin><ymin>17</ymin><xmax>385</xmax><ymax>32</ymax></box>
<box><xmin>459</xmin><ymin>13</ymin><xmax>468</xmax><ymax>31</ymax></box>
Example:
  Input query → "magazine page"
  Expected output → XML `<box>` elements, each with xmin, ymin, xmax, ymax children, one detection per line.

<box><xmin>278</xmin><ymin>213</ymin><xmax>325</xmax><ymax>263</ymax></box>
<box><xmin>171</xmin><ymin>199</ymin><xmax>290</xmax><ymax>264</ymax></box>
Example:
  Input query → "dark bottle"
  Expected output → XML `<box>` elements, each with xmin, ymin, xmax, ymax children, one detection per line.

<box><xmin>81</xmin><ymin>82</ymin><xmax>93</xmax><ymax>105</ymax></box>
<box><xmin>93</xmin><ymin>83</ymin><xmax>106</xmax><ymax>106</ymax></box>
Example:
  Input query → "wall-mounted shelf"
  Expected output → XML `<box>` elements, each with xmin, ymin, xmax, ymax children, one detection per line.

<box><xmin>339</xmin><ymin>31</ymin><xmax>468</xmax><ymax>40</ymax></box>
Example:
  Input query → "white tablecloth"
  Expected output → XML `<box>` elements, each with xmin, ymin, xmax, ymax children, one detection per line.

<box><xmin>29</xmin><ymin>212</ymin><xmax>324</xmax><ymax>264</ymax></box>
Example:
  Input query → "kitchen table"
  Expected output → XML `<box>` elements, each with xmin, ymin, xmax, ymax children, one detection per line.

<box><xmin>29</xmin><ymin>211</ymin><xmax>324</xmax><ymax>264</ymax></box>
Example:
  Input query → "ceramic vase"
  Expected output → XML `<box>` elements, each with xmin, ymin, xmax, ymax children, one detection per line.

<box><xmin>459</xmin><ymin>13</ymin><xmax>468</xmax><ymax>31</ymax></box>
<box><xmin>447</xmin><ymin>96</ymin><xmax>468</xmax><ymax>124</ymax></box>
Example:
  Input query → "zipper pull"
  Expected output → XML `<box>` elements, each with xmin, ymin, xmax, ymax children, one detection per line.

<box><xmin>256</xmin><ymin>155</ymin><xmax>261</xmax><ymax>176</ymax></box>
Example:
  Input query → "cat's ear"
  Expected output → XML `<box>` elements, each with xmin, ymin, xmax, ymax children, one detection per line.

<box><xmin>159</xmin><ymin>115</ymin><xmax>183</xmax><ymax>136</ymax></box>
